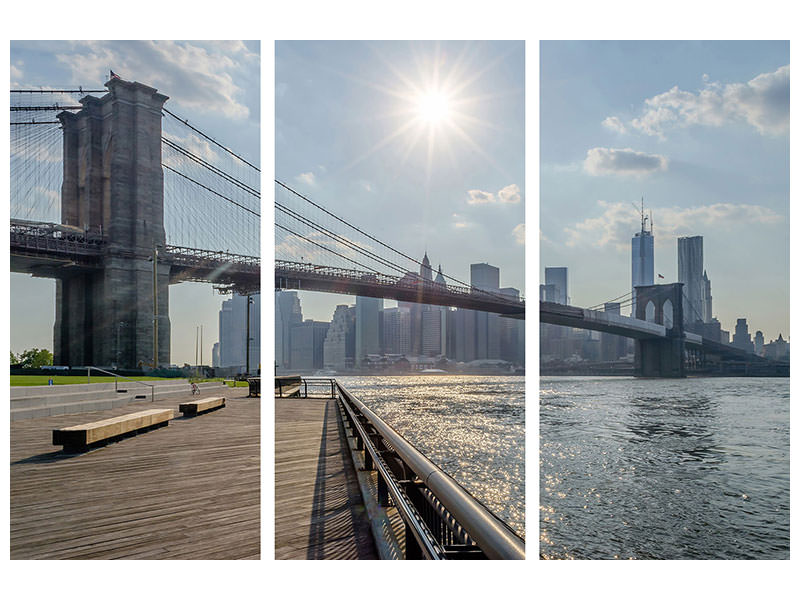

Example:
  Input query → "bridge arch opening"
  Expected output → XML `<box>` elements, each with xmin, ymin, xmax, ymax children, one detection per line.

<box><xmin>645</xmin><ymin>300</ymin><xmax>656</xmax><ymax>323</ymax></box>
<box><xmin>663</xmin><ymin>299</ymin><xmax>674</xmax><ymax>329</ymax></box>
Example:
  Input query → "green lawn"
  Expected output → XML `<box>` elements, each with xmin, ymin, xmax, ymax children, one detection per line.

<box><xmin>10</xmin><ymin>375</ymin><xmax>175</xmax><ymax>387</ymax></box>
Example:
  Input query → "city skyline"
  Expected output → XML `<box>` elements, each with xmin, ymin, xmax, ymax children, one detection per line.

<box><xmin>9</xmin><ymin>41</ymin><xmax>260</xmax><ymax>365</ymax></box>
<box><xmin>276</xmin><ymin>41</ymin><xmax>525</xmax><ymax>322</ymax></box>
<box><xmin>540</xmin><ymin>41</ymin><xmax>789</xmax><ymax>342</ymax></box>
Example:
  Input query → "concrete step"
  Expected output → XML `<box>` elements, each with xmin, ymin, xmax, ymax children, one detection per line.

<box><xmin>10</xmin><ymin>381</ymin><xmax>226</xmax><ymax>421</ymax></box>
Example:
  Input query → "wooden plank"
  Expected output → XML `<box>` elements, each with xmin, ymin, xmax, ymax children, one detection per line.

<box><xmin>178</xmin><ymin>397</ymin><xmax>225</xmax><ymax>416</ymax></box>
<box><xmin>274</xmin><ymin>397</ymin><xmax>378</xmax><ymax>560</ymax></box>
<box><xmin>11</xmin><ymin>389</ymin><xmax>259</xmax><ymax>559</ymax></box>
<box><xmin>53</xmin><ymin>408</ymin><xmax>174</xmax><ymax>448</ymax></box>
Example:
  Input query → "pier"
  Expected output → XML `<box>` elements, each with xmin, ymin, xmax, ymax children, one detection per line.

<box><xmin>10</xmin><ymin>386</ymin><xmax>259</xmax><ymax>559</ymax></box>
<box><xmin>274</xmin><ymin>377</ymin><xmax>525</xmax><ymax>560</ymax></box>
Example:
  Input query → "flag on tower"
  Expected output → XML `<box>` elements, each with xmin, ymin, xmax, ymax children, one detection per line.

<box><xmin>110</xmin><ymin>70</ymin><xmax>121</xmax><ymax>80</ymax></box>
<box><xmin>658</xmin><ymin>273</ymin><xmax>665</xmax><ymax>279</ymax></box>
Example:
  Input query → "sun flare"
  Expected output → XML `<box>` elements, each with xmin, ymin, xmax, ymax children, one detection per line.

<box><xmin>416</xmin><ymin>90</ymin><xmax>451</xmax><ymax>123</ymax></box>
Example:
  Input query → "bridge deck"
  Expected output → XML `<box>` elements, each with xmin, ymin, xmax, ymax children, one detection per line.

<box><xmin>275</xmin><ymin>397</ymin><xmax>378</xmax><ymax>559</ymax></box>
<box><xmin>10</xmin><ymin>388</ymin><xmax>259</xmax><ymax>559</ymax></box>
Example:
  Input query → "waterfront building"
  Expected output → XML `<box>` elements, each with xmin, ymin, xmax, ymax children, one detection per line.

<box><xmin>678</xmin><ymin>236</ymin><xmax>705</xmax><ymax>326</ymax></box>
<box><xmin>754</xmin><ymin>330</ymin><xmax>765</xmax><ymax>356</ymax></box>
<box><xmin>631</xmin><ymin>206</ymin><xmax>654</xmax><ymax>317</ymax></box>
<box><xmin>275</xmin><ymin>291</ymin><xmax>302</xmax><ymax>371</ymax></box>
<box><xmin>702</xmin><ymin>271</ymin><xmax>712</xmax><ymax>323</ymax></box>
<box><xmin>323</xmin><ymin>304</ymin><xmax>355</xmax><ymax>370</ymax></box>
<box><xmin>291</xmin><ymin>319</ymin><xmax>330</xmax><ymax>371</ymax></box>
<box><xmin>540</xmin><ymin>283</ymin><xmax>557</xmax><ymax>302</ymax></box>
<box><xmin>763</xmin><ymin>334</ymin><xmax>789</xmax><ymax>361</ymax></box>
<box><xmin>732</xmin><ymin>318</ymin><xmax>755</xmax><ymax>354</ymax></box>
<box><xmin>355</xmin><ymin>295</ymin><xmax>382</xmax><ymax>366</ymax></box>
<box><xmin>381</xmin><ymin>306</ymin><xmax>411</xmax><ymax>355</ymax></box>
<box><xmin>472</xmin><ymin>262</ymin><xmax>501</xmax><ymax>360</ymax></box>
<box><xmin>219</xmin><ymin>293</ymin><xmax>261</xmax><ymax>372</ymax></box>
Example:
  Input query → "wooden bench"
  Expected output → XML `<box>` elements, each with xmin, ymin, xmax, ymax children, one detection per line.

<box><xmin>179</xmin><ymin>396</ymin><xmax>226</xmax><ymax>417</ymax></box>
<box><xmin>53</xmin><ymin>408</ymin><xmax>174</xmax><ymax>452</ymax></box>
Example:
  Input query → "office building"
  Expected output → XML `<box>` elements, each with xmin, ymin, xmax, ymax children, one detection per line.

<box><xmin>631</xmin><ymin>206</ymin><xmax>654</xmax><ymax>316</ymax></box>
<box><xmin>323</xmin><ymin>304</ymin><xmax>355</xmax><ymax>370</ymax></box>
<box><xmin>544</xmin><ymin>267</ymin><xmax>568</xmax><ymax>305</ymax></box>
<box><xmin>732</xmin><ymin>318</ymin><xmax>754</xmax><ymax>354</ymax></box>
<box><xmin>291</xmin><ymin>320</ymin><xmax>330</xmax><ymax>371</ymax></box>
<box><xmin>381</xmin><ymin>306</ymin><xmax>411</xmax><ymax>355</ymax></box>
<box><xmin>275</xmin><ymin>291</ymin><xmax>302</xmax><ymax>371</ymax></box>
<box><xmin>355</xmin><ymin>295</ymin><xmax>382</xmax><ymax>366</ymax></box>
<box><xmin>678</xmin><ymin>236</ymin><xmax>705</xmax><ymax>325</ymax></box>
<box><xmin>219</xmin><ymin>293</ymin><xmax>260</xmax><ymax>372</ymax></box>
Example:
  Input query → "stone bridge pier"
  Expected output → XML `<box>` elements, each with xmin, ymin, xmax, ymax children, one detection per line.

<box><xmin>54</xmin><ymin>79</ymin><xmax>170</xmax><ymax>369</ymax></box>
<box><xmin>634</xmin><ymin>283</ymin><xmax>685</xmax><ymax>378</ymax></box>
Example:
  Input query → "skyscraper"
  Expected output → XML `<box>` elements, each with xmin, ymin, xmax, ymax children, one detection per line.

<box><xmin>219</xmin><ymin>293</ymin><xmax>261</xmax><ymax>371</ymax></box>
<box><xmin>323</xmin><ymin>304</ymin><xmax>355</xmax><ymax>370</ymax></box>
<box><xmin>275</xmin><ymin>291</ymin><xmax>302</xmax><ymax>371</ymax></box>
<box><xmin>355</xmin><ymin>295</ymin><xmax>382</xmax><ymax>366</ymax></box>
<box><xmin>678</xmin><ymin>236</ymin><xmax>704</xmax><ymax>325</ymax></box>
<box><xmin>631</xmin><ymin>203</ymin><xmax>654</xmax><ymax>316</ymax></box>
<box><xmin>544</xmin><ymin>267</ymin><xmax>568</xmax><ymax>305</ymax></box>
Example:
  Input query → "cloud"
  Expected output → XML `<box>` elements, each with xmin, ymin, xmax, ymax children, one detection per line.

<box><xmin>615</xmin><ymin>65</ymin><xmax>789</xmax><ymax>139</ymax></box>
<box><xmin>512</xmin><ymin>223</ymin><xmax>525</xmax><ymax>245</ymax></box>
<box><xmin>584</xmin><ymin>147</ymin><xmax>668</xmax><ymax>177</ymax></box>
<box><xmin>467</xmin><ymin>183</ymin><xmax>522</xmax><ymax>205</ymax></box>
<box><xmin>601</xmin><ymin>116</ymin><xmax>627</xmax><ymax>134</ymax></box>
<box><xmin>53</xmin><ymin>41</ymin><xmax>257</xmax><ymax>120</ymax></box>
<box><xmin>564</xmin><ymin>201</ymin><xmax>783</xmax><ymax>251</ymax></box>
<box><xmin>10</xmin><ymin>62</ymin><xmax>23</xmax><ymax>83</ymax></box>
<box><xmin>295</xmin><ymin>172</ymin><xmax>316</xmax><ymax>186</ymax></box>
<box><xmin>498</xmin><ymin>184</ymin><xmax>522</xmax><ymax>204</ymax></box>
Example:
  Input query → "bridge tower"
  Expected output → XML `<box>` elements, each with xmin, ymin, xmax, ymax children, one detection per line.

<box><xmin>634</xmin><ymin>283</ymin><xmax>685</xmax><ymax>377</ymax></box>
<box><xmin>54</xmin><ymin>79</ymin><xmax>170</xmax><ymax>368</ymax></box>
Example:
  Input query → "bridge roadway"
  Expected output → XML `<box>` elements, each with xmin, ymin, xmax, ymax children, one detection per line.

<box><xmin>276</xmin><ymin>260</ymin><xmax>525</xmax><ymax>317</ymax></box>
<box><xmin>10</xmin><ymin>386</ymin><xmax>259</xmax><ymax>559</ymax></box>
<box><xmin>10</xmin><ymin>221</ymin><xmax>259</xmax><ymax>294</ymax></box>
<box><xmin>540</xmin><ymin>301</ymin><xmax>767</xmax><ymax>362</ymax></box>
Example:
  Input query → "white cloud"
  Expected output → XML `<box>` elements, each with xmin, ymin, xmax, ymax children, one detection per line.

<box><xmin>53</xmin><ymin>41</ymin><xmax>255</xmax><ymax>120</ymax></box>
<box><xmin>467</xmin><ymin>183</ymin><xmax>522</xmax><ymax>205</ymax></box>
<box><xmin>621</xmin><ymin>65</ymin><xmax>789</xmax><ymax>139</ymax></box>
<box><xmin>10</xmin><ymin>62</ymin><xmax>23</xmax><ymax>83</ymax></box>
<box><xmin>296</xmin><ymin>172</ymin><xmax>316</xmax><ymax>186</ymax></box>
<box><xmin>512</xmin><ymin>223</ymin><xmax>525</xmax><ymax>245</ymax></box>
<box><xmin>498</xmin><ymin>184</ymin><xmax>522</xmax><ymax>204</ymax></box>
<box><xmin>601</xmin><ymin>116</ymin><xmax>627</xmax><ymax>134</ymax></box>
<box><xmin>564</xmin><ymin>201</ymin><xmax>783</xmax><ymax>251</ymax></box>
<box><xmin>358</xmin><ymin>180</ymin><xmax>373</xmax><ymax>192</ymax></box>
<box><xmin>584</xmin><ymin>147</ymin><xmax>668</xmax><ymax>177</ymax></box>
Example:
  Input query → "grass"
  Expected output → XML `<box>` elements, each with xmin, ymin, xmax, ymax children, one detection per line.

<box><xmin>11</xmin><ymin>375</ymin><xmax>177</xmax><ymax>387</ymax></box>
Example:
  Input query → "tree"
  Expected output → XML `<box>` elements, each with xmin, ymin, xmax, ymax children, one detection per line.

<box><xmin>16</xmin><ymin>348</ymin><xmax>54</xmax><ymax>369</ymax></box>
<box><xmin>10</xmin><ymin>351</ymin><xmax>19</xmax><ymax>365</ymax></box>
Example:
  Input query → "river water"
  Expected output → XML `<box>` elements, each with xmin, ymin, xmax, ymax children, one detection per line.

<box><xmin>540</xmin><ymin>376</ymin><xmax>789</xmax><ymax>559</ymax></box>
<box><xmin>338</xmin><ymin>375</ymin><xmax>525</xmax><ymax>538</ymax></box>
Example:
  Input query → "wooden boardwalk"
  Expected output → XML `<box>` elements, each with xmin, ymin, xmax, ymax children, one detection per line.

<box><xmin>10</xmin><ymin>387</ymin><xmax>259</xmax><ymax>559</ymax></box>
<box><xmin>275</xmin><ymin>397</ymin><xmax>377</xmax><ymax>559</ymax></box>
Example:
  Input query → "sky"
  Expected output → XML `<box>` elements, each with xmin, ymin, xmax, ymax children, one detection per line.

<box><xmin>9</xmin><ymin>40</ymin><xmax>260</xmax><ymax>364</ymax></box>
<box><xmin>275</xmin><ymin>40</ymin><xmax>525</xmax><ymax>322</ymax></box>
<box><xmin>540</xmin><ymin>41</ymin><xmax>789</xmax><ymax>342</ymax></box>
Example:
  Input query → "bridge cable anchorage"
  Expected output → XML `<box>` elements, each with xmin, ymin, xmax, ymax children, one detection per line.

<box><xmin>162</xmin><ymin>108</ymin><xmax>260</xmax><ymax>173</ymax></box>
<box><xmin>276</xmin><ymin>201</ymin><xmax>416</xmax><ymax>277</ymax></box>
<box><xmin>275</xmin><ymin>179</ymin><xmax>522</xmax><ymax>303</ymax></box>
<box><xmin>162</xmin><ymin>164</ymin><xmax>260</xmax><ymax>218</ymax></box>
<box><xmin>162</xmin><ymin>137</ymin><xmax>260</xmax><ymax>198</ymax></box>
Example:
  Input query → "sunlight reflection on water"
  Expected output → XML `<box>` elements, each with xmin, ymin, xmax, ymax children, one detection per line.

<box><xmin>338</xmin><ymin>375</ymin><xmax>525</xmax><ymax>537</ymax></box>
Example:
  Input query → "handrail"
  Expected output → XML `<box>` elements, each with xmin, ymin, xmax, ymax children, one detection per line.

<box><xmin>336</xmin><ymin>382</ymin><xmax>525</xmax><ymax>560</ymax></box>
<box><xmin>87</xmin><ymin>366</ymin><xmax>155</xmax><ymax>403</ymax></box>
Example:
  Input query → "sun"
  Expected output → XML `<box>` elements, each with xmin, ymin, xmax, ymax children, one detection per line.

<box><xmin>416</xmin><ymin>90</ymin><xmax>451</xmax><ymax>124</ymax></box>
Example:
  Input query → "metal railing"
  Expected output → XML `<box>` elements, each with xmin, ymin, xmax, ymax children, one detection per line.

<box><xmin>87</xmin><ymin>366</ymin><xmax>155</xmax><ymax>403</ymax></box>
<box><xmin>335</xmin><ymin>382</ymin><xmax>525</xmax><ymax>560</ymax></box>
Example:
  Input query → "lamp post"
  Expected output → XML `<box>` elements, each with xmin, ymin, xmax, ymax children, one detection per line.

<box><xmin>152</xmin><ymin>246</ymin><xmax>158</xmax><ymax>369</ymax></box>
<box><xmin>245</xmin><ymin>295</ymin><xmax>252</xmax><ymax>376</ymax></box>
